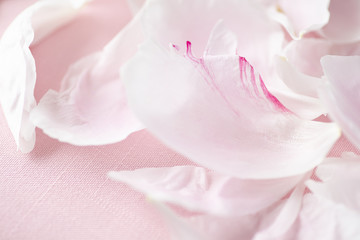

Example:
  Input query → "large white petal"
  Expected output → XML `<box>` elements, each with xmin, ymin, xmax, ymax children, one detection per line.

<box><xmin>109</xmin><ymin>166</ymin><xmax>303</xmax><ymax>216</ymax></box>
<box><xmin>0</xmin><ymin>0</ymin><xmax>88</xmax><ymax>152</ymax></box>
<box><xmin>30</xmin><ymin>6</ymin><xmax>145</xmax><ymax>146</ymax></box>
<box><xmin>122</xmin><ymin>40</ymin><xmax>340</xmax><ymax>179</ymax></box>
<box><xmin>320</xmin><ymin>55</ymin><xmax>360</xmax><ymax>149</ymax></box>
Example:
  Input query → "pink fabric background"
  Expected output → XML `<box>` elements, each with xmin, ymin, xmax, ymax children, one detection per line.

<box><xmin>0</xmin><ymin>0</ymin><xmax>359</xmax><ymax>239</ymax></box>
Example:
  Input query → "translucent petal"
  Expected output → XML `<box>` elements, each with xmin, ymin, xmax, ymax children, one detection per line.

<box><xmin>269</xmin><ymin>0</ymin><xmax>330</xmax><ymax>39</ymax></box>
<box><xmin>122</xmin><ymin>40</ymin><xmax>340</xmax><ymax>179</ymax></box>
<box><xmin>320</xmin><ymin>56</ymin><xmax>360</xmax><ymax>150</ymax></box>
<box><xmin>30</xmin><ymin>8</ymin><xmax>145</xmax><ymax>145</ymax></box>
<box><xmin>295</xmin><ymin>194</ymin><xmax>360</xmax><ymax>240</ymax></box>
<box><xmin>0</xmin><ymin>0</ymin><xmax>88</xmax><ymax>152</ymax></box>
<box><xmin>141</xmin><ymin>0</ymin><xmax>284</xmax><ymax>81</ymax></box>
<box><xmin>320</xmin><ymin>0</ymin><xmax>360</xmax><ymax>43</ymax></box>
<box><xmin>148</xmin><ymin>188</ymin><xmax>306</xmax><ymax>240</ymax></box>
<box><xmin>204</xmin><ymin>20</ymin><xmax>237</xmax><ymax>56</ymax></box>
<box><xmin>126</xmin><ymin>0</ymin><xmax>145</xmax><ymax>15</ymax></box>
<box><xmin>307</xmin><ymin>153</ymin><xmax>360</xmax><ymax>212</ymax></box>
<box><xmin>109</xmin><ymin>166</ymin><xmax>303</xmax><ymax>216</ymax></box>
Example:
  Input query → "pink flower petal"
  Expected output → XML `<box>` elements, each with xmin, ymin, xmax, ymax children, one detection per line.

<box><xmin>254</xmin><ymin>180</ymin><xmax>307</xmax><ymax>240</ymax></box>
<box><xmin>284</xmin><ymin>38</ymin><xmax>360</xmax><ymax>78</ymax></box>
<box><xmin>109</xmin><ymin>166</ymin><xmax>303</xmax><ymax>216</ymax></box>
<box><xmin>273</xmin><ymin>56</ymin><xmax>326</xmax><ymax>119</ymax></box>
<box><xmin>141</xmin><ymin>0</ymin><xmax>284</xmax><ymax>81</ymax></box>
<box><xmin>30</xmin><ymin>9</ymin><xmax>145</xmax><ymax>145</ymax></box>
<box><xmin>320</xmin><ymin>0</ymin><xmax>360</xmax><ymax>43</ymax></box>
<box><xmin>0</xmin><ymin>0</ymin><xmax>88</xmax><ymax>152</ymax></box>
<box><xmin>126</xmin><ymin>0</ymin><xmax>145</xmax><ymax>15</ymax></box>
<box><xmin>153</xmin><ymin>202</ymin><xmax>261</xmax><ymax>240</ymax></box>
<box><xmin>271</xmin><ymin>0</ymin><xmax>330</xmax><ymax>39</ymax></box>
<box><xmin>307</xmin><ymin>152</ymin><xmax>360</xmax><ymax>212</ymax></box>
<box><xmin>320</xmin><ymin>55</ymin><xmax>360</xmax><ymax>149</ymax></box>
<box><xmin>147</xmin><ymin>186</ymin><xmax>306</xmax><ymax>240</ymax></box>
<box><xmin>122</xmin><ymin>40</ymin><xmax>340</xmax><ymax>179</ymax></box>
<box><xmin>204</xmin><ymin>20</ymin><xmax>237</xmax><ymax>56</ymax></box>
<box><xmin>284</xmin><ymin>38</ymin><xmax>333</xmax><ymax>78</ymax></box>
<box><xmin>295</xmin><ymin>194</ymin><xmax>360</xmax><ymax>240</ymax></box>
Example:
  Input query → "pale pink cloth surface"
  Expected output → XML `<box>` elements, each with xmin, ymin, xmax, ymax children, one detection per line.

<box><xmin>0</xmin><ymin>1</ymin><xmax>359</xmax><ymax>239</ymax></box>
<box><xmin>0</xmin><ymin>1</ymin><xmax>192</xmax><ymax>239</ymax></box>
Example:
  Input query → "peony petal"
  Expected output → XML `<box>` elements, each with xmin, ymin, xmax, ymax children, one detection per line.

<box><xmin>254</xmin><ymin>177</ymin><xmax>307</xmax><ymax>240</ymax></box>
<box><xmin>307</xmin><ymin>152</ymin><xmax>360</xmax><ymax>212</ymax></box>
<box><xmin>268</xmin><ymin>88</ymin><xmax>327</xmax><ymax>120</ymax></box>
<box><xmin>122</xmin><ymin>39</ymin><xmax>340</xmax><ymax>179</ymax></box>
<box><xmin>295</xmin><ymin>194</ymin><xmax>360</xmax><ymax>240</ymax></box>
<box><xmin>150</xmin><ymin>191</ymin><xmax>307</xmax><ymax>240</ymax></box>
<box><xmin>275</xmin><ymin>56</ymin><xmax>324</xmax><ymax>99</ymax></box>
<box><xmin>30</xmin><ymin>8</ymin><xmax>145</xmax><ymax>146</ymax></box>
<box><xmin>275</xmin><ymin>57</ymin><xmax>323</xmax><ymax>98</ymax></box>
<box><xmin>284</xmin><ymin>38</ymin><xmax>333</xmax><ymax>78</ymax></box>
<box><xmin>320</xmin><ymin>0</ymin><xmax>360</xmax><ymax>43</ymax></box>
<box><xmin>141</xmin><ymin>0</ymin><xmax>283</xmax><ymax>82</ymax></box>
<box><xmin>204</xmin><ymin>20</ymin><xmax>237</xmax><ymax>56</ymax></box>
<box><xmin>270</xmin><ymin>56</ymin><xmax>327</xmax><ymax>120</ymax></box>
<box><xmin>152</xmin><ymin>201</ymin><xmax>263</xmax><ymax>240</ymax></box>
<box><xmin>0</xmin><ymin>0</ymin><xmax>88</xmax><ymax>152</ymax></box>
<box><xmin>269</xmin><ymin>0</ymin><xmax>330</xmax><ymax>39</ymax></box>
<box><xmin>126</xmin><ymin>0</ymin><xmax>145</xmax><ymax>15</ymax></box>
<box><xmin>271</xmin><ymin>38</ymin><xmax>360</xmax><ymax>120</ymax></box>
<box><xmin>320</xmin><ymin>55</ymin><xmax>360</xmax><ymax>150</ymax></box>
<box><xmin>284</xmin><ymin>38</ymin><xmax>360</xmax><ymax>78</ymax></box>
<box><xmin>109</xmin><ymin>166</ymin><xmax>303</xmax><ymax>216</ymax></box>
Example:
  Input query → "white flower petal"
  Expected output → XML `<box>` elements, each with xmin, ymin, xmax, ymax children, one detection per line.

<box><xmin>141</xmin><ymin>0</ymin><xmax>283</xmax><ymax>81</ymax></box>
<box><xmin>0</xmin><ymin>0</ymin><xmax>88</xmax><ymax>152</ymax></box>
<box><xmin>122</xmin><ymin>40</ymin><xmax>340</xmax><ymax>179</ymax></box>
<box><xmin>109</xmin><ymin>166</ymin><xmax>303</xmax><ymax>216</ymax></box>
<box><xmin>149</xmin><ymin>188</ymin><xmax>306</xmax><ymax>240</ymax></box>
<box><xmin>30</xmin><ymin>8</ymin><xmax>145</xmax><ymax>145</ymax></box>
<box><xmin>204</xmin><ymin>20</ymin><xmax>237</xmax><ymax>56</ymax></box>
<box><xmin>284</xmin><ymin>38</ymin><xmax>360</xmax><ymax>78</ymax></box>
<box><xmin>320</xmin><ymin>0</ymin><xmax>360</xmax><ymax>43</ymax></box>
<box><xmin>270</xmin><ymin>0</ymin><xmax>330</xmax><ymax>39</ymax></box>
<box><xmin>126</xmin><ymin>0</ymin><xmax>145</xmax><ymax>15</ymax></box>
<box><xmin>296</xmin><ymin>194</ymin><xmax>360</xmax><ymax>240</ymax></box>
<box><xmin>254</xmin><ymin>180</ymin><xmax>307</xmax><ymax>240</ymax></box>
<box><xmin>320</xmin><ymin>55</ymin><xmax>360</xmax><ymax>149</ymax></box>
<box><xmin>152</xmin><ymin>201</ymin><xmax>263</xmax><ymax>240</ymax></box>
<box><xmin>275</xmin><ymin>56</ymin><xmax>324</xmax><ymax>99</ymax></box>
<box><xmin>307</xmin><ymin>153</ymin><xmax>360</xmax><ymax>212</ymax></box>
